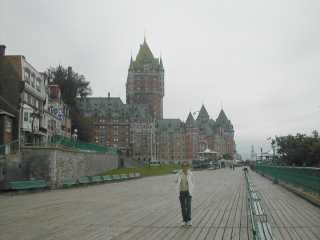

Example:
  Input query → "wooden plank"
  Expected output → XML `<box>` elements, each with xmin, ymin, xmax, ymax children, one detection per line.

<box><xmin>232</xmin><ymin>179</ymin><xmax>245</xmax><ymax>240</ymax></box>
<box><xmin>225</xmin><ymin>182</ymin><xmax>241</xmax><ymax>240</ymax></box>
<box><xmin>1</xmin><ymin>169</ymin><xmax>319</xmax><ymax>240</ymax></box>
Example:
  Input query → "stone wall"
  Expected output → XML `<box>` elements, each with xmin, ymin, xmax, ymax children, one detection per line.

<box><xmin>0</xmin><ymin>147</ymin><xmax>118</xmax><ymax>189</ymax></box>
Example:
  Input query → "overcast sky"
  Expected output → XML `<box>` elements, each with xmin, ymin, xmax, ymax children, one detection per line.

<box><xmin>1</xmin><ymin>0</ymin><xmax>320</xmax><ymax>158</ymax></box>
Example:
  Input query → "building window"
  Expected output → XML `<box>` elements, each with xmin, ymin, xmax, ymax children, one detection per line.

<box><xmin>24</xmin><ymin>68</ymin><xmax>30</xmax><ymax>83</ymax></box>
<box><xmin>27</xmin><ymin>95</ymin><xmax>32</xmax><ymax>105</ymax></box>
<box><xmin>32</xmin><ymin>97</ymin><xmax>36</xmax><ymax>106</ymax></box>
<box><xmin>36</xmin><ymin>78</ymin><xmax>41</xmax><ymax>92</ymax></box>
<box><xmin>31</xmin><ymin>74</ymin><xmax>35</xmax><ymax>88</ymax></box>
<box><xmin>24</xmin><ymin>112</ymin><xmax>28</xmax><ymax>122</ymax></box>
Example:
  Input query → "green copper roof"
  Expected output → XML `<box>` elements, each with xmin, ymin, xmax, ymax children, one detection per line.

<box><xmin>196</xmin><ymin>105</ymin><xmax>210</xmax><ymax>122</ymax></box>
<box><xmin>216</xmin><ymin>109</ymin><xmax>234</xmax><ymax>130</ymax></box>
<box><xmin>129</xmin><ymin>38</ymin><xmax>163</xmax><ymax>72</ymax></box>
<box><xmin>216</xmin><ymin>109</ymin><xmax>228</xmax><ymax>123</ymax></box>
<box><xmin>186</xmin><ymin>112</ymin><xmax>196</xmax><ymax>127</ymax></box>
<box><xmin>157</xmin><ymin>119</ymin><xmax>182</xmax><ymax>132</ymax></box>
<box><xmin>76</xmin><ymin>97</ymin><xmax>152</xmax><ymax>122</ymax></box>
<box><xmin>135</xmin><ymin>40</ymin><xmax>154</xmax><ymax>64</ymax></box>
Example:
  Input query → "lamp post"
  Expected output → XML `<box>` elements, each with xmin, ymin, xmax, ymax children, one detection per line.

<box><xmin>271</xmin><ymin>139</ymin><xmax>276</xmax><ymax>164</ymax></box>
<box><xmin>72</xmin><ymin>129</ymin><xmax>78</xmax><ymax>146</ymax></box>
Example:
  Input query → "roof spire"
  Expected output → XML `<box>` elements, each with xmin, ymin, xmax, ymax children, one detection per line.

<box><xmin>129</xmin><ymin>55</ymin><xmax>134</xmax><ymax>71</ymax></box>
<box><xmin>186</xmin><ymin>112</ymin><xmax>196</xmax><ymax>127</ymax></box>
<box><xmin>217</xmin><ymin>108</ymin><xmax>228</xmax><ymax>123</ymax></box>
<box><xmin>159</xmin><ymin>55</ymin><xmax>164</xmax><ymax>70</ymax></box>
<box><xmin>144</xmin><ymin>30</ymin><xmax>147</xmax><ymax>44</ymax></box>
<box><xmin>197</xmin><ymin>105</ymin><xmax>210</xmax><ymax>122</ymax></box>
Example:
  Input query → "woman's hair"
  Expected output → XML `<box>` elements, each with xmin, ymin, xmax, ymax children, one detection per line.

<box><xmin>181</xmin><ymin>161</ymin><xmax>190</xmax><ymax>168</ymax></box>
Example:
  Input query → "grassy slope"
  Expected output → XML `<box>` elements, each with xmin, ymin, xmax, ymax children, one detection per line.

<box><xmin>102</xmin><ymin>164</ymin><xmax>180</xmax><ymax>177</ymax></box>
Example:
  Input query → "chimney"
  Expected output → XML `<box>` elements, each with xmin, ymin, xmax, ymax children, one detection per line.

<box><xmin>0</xmin><ymin>45</ymin><xmax>6</xmax><ymax>56</ymax></box>
<box><xmin>67</xmin><ymin>66</ymin><xmax>72</xmax><ymax>79</ymax></box>
<box><xmin>108</xmin><ymin>92</ymin><xmax>110</xmax><ymax>98</ymax></box>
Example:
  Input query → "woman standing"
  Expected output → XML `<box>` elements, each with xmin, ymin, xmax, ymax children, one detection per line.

<box><xmin>176</xmin><ymin>161</ymin><xmax>194</xmax><ymax>227</ymax></box>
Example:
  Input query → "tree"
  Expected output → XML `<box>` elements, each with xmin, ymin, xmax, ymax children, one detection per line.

<box><xmin>72</xmin><ymin>116</ymin><xmax>95</xmax><ymax>142</ymax></box>
<box><xmin>275</xmin><ymin>131</ymin><xmax>320</xmax><ymax>167</ymax></box>
<box><xmin>43</xmin><ymin>66</ymin><xmax>93</xmax><ymax>142</ymax></box>
<box><xmin>43</xmin><ymin>66</ymin><xmax>92</xmax><ymax>110</ymax></box>
<box><xmin>223</xmin><ymin>153</ymin><xmax>233</xmax><ymax>160</ymax></box>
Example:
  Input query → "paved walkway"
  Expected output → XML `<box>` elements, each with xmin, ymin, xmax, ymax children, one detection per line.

<box><xmin>0</xmin><ymin>168</ymin><xmax>319</xmax><ymax>240</ymax></box>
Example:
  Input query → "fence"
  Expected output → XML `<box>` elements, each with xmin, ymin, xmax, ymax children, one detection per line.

<box><xmin>51</xmin><ymin>135</ymin><xmax>118</xmax><ymax>155</ymax></box>
<box><xmin>255</xmin><ymin>164</ymin><xmax>320</xmax><ymax>195</ymax></box>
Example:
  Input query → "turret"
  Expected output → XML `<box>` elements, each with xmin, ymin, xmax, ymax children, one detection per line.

<box><xmin>186</xmin><ymin>112</ymin><xmax>196</xmax><ymax>128</ymax></box>
<box><xmin>196</xmin><ymin>105</ymin><xmax>210</xmax><ymax>123</ymax></box>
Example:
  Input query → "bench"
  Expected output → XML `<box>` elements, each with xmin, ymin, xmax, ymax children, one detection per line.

<box><xmin>91</xmin><ymin>176</ymin><xmax>103</xmax><ymax>183</ymax></box>
<box><xmin>78</xmin><ymin>176</ymin><xmax>91</xmax><ymax>184</ymax></box>
<box><xmin>63</xmin><ymin>178</ymin><xmax>77</xmax><ymax>188</ymax></box>
<box><xmin>8</xmin><ymin>180</ymin><xmax>48</xmax><ymax>190</ymax></box>
<box><xmin>120</xmin><ymin>174</ymin><xmax>129</xmax><ymax>180</ymax></box>
<box><xmin>257</xmin><ymin>222</ymin><xmax>273</xmax><ymax>240</ymax></box>
<box><xmin>252</xmin><ymin>192</ymin><xmax>260</xmax><ymax>201</ymax></box>
<box><xmin>112</xmin><ymin>174</ymin><xmax>121</xmax><ymax>181</ymax></box>
<box><xmin>102</xmin><ymin>175</ymin><xmax>113</xmax><ymax>182</ymax></box>
<box><xmin>253</xmin><ymin>201</ymin><xmax>265</xmax><ymax>216</ymax></box>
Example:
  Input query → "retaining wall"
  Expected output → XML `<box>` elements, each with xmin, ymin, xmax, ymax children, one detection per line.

<box><xmin>0</xmin><ymin>147</ymin><xmax>118</xmax><ymax>189</ymax></box>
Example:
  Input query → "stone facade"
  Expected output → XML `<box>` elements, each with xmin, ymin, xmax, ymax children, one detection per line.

<box><xmin>77</xmin><ymin>39</ymin><xmax>236</xmax><ymax>163</ymax></box>
<box><xmin>156</xmin><ymin>119</ymin><xmax>186</xmax><ymax>163</ymax></box>
<box><xmin>126</xmin><ymin>38</ymin><xmax>164</xmax><ymax>120</ymax></box>
<box><xmin>2</xmin><ymin>51</ymin><xmax>71</xmax><ymax>146</ymax></box>
<box><xmin>130</xmin><ymin>122</ymin><xmax>152</xmax><ymax>161</ymax></box>
<box><xmin>6</xmin><ymin>55</ymin><xmax>47</xmax><ymax>145</ymax></box>
<box><xmin>0</xmin><ymin>147</ymin><xmax>118</xmax><ymax>189</ymax></box>
<box><xmin>77</xmin><ymin>95</ymin><xmax>152</xmax><ymax>161</ymax></box>
<box><xmin>154</xmin><ymin>106</ymin><xmax>236</xmax><ymax>164</ymax></box>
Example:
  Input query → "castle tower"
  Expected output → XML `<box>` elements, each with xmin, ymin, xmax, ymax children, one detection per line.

<box><xmin>185</xmin><ymin>112</ymin><xmax>199</xmax><ymax>160</ymax></box>
<box><xmin>216</xmin><ymin>108</ymin><xmax>236</xmax><ymax>155</ymax></box>
<box><xmin>126</xmin><ymin>38</ymin><xmax>164</xmax><ymax>120</ymax></box>
<box><xmin>196</xmin><ymin>105</ymin><xmax>210</xmax><ymax>124</ymax></box>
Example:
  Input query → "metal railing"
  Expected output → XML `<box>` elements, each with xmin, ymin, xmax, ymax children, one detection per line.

<box><xmin>51</xmin><ymin>135</ymin><xmax>118</xmax><ymax>155</ymax></box>
<box><xmin>255</xmin><ymin>164</ymin><xmax>320</xmax><ymax>195</ymax></box>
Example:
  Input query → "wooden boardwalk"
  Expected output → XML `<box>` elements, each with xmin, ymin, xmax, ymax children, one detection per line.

<box><xmin>0</xmin><ymin>168</ymin><xmax>319</xmax><ymax>240</ymax></box>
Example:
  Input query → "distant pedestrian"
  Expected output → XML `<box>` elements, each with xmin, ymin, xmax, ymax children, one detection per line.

<box><xmin>176</xmin><ymin>161</ymin><xmax>194</xmax><ymax>227</ymax></box>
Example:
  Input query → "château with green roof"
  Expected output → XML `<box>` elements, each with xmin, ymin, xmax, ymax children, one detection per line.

<box><xmin>126</xmin><ymin>37</ymin><xmax>164</xmax><ymax>120</ymax></box>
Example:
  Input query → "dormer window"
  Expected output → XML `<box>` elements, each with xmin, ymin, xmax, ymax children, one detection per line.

<box><xmin>143</xmin><ymin>64</ymin><xmax>149</xmax><ymax>71</ymax></box>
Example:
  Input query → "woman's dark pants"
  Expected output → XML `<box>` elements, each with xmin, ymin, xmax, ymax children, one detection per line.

<box><xmin>179</xmin><ymin>191</ymin><xmax>192</xmax><ymax>222</ymax></box>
